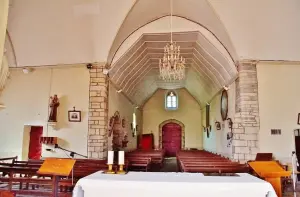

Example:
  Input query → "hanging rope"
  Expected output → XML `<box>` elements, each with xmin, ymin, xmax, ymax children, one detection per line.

<box><xmin>0</xmin><ymin>55</ymin><xmax>9</xmax><ymax>92</ymax></box>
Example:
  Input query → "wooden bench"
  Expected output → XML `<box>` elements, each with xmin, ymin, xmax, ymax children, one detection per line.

<box><xmin>177</xmin><ymin>150</ymin><xmax>249</xmax><ymax>174</ymax></box>
<box><xmin>0</xmin><ymin>157</ymin><xmax>17</xmax><ymax>164</ymax></box>
<box><xmin>126</xmin><ymin>149</ymin><xmax>165</xmax><ymax>168</ymax></box>
<box><xmin>0</xmin><ymin>158</ymin><xmax>111</xmax><ymax>196</ymax></box>
<box><xmin>126</xmin><ymin>157</ymin><xmax>151</xmax><ymax>172</ymax></box>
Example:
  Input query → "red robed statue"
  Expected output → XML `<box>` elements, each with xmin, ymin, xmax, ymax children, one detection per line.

<box><xmin>48</xmin><ymin>95</ymin><xmax>60</xmax><ymax>122</ymax></box>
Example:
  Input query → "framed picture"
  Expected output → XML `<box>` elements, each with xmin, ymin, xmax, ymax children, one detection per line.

<box><xmin>298</xmin><ymin>113</ymin><xmax>300</xmax><ymax>125</ymax></box>
<box><xmin>68</xmin><ymin>110</ymin><xmax>81</xmax><ymax>122</ymax></box>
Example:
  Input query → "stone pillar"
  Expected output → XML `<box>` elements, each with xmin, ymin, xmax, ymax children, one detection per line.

<box><xmin>232</xmin><ymin>61</ymin><xmax>260</xmax><ymax>163</ymax></box>
<box><xmin>88</xmin><ymin>63</ymin><xmax>109</xmax><ymax>159</ymax></box>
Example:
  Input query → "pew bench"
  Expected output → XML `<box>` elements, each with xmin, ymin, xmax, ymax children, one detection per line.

<box><xmin>0</xmin><ymin>157</ymin><xmax>18</xmax><ymax>165</ymax></box>
<box><xmin>0</xmin><ymin>158</ymin><xmax>110</xmax><ymax>196</ymax></box>
<box><xmin>126</xmin><ymin>150</ymin><xmax>165</xmax><ymax>168</ymax></box>
<box><xmin>126</xmin><ymin>157</ymin><xmax>151</xmax><ymax>172</ymax></box>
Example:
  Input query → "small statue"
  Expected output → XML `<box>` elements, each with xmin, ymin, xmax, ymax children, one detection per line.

<box><xmin>48</xmin><ymin>95</ymin><xmax>60</xmax><ymax>122</ymax></box>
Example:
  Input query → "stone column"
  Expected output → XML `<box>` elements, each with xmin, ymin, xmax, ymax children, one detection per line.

<box><xmin>232</xmin><ymin>61</ymin><xmax>260</xmax><ymax>163</ymax></box>
<box><xmin>88</xmin><ymin>63</ymin><xmax>109</xmax><ymax>159</ymax></box>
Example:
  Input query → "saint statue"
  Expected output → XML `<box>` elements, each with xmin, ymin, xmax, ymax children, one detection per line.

<box><xmin>48</xmin><ymin>95</ymin><xmax>60</xmax><ymax>122</ymax></box>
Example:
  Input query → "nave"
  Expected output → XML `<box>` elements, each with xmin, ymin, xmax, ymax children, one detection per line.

<box><xmin>0</xmin><ymin>149</ymin><xmax>297</xmax><ymax>197</ymax></box>
<box><xmin>1</xmin><ymin>0</ymin><xmax>300</xmax><ymax>197</ymax></box>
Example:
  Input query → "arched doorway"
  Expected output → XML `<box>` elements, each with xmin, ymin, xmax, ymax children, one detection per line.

<box><xmin>159</xmin><ymin>119</ymin><xmax>185</xmax><ymax>157</ymax></box>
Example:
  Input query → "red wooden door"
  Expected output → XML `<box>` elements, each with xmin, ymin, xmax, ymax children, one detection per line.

<box><xmin>28</xmin><ymin>126</ymin><xmax>43</xmax><ymax>160</ymax></box>
<box><xmin>162</xmin><ymin>123</ymin><xmax>181</xmax><ymax>157</ymax></box>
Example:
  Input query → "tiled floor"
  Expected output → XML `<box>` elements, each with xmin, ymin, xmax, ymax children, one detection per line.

<box><xmin>284</xmin><ymin>184</ymin><xmax>300</xmax><ymax>196</ymax></box>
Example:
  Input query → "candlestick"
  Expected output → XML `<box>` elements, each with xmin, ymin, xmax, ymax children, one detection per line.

<box><xmin>107</xmin><ymin>151</ymin><xmax>114</xmax><ymax>165</ymax></box>
<box><xmin>105</xmin><ymin>164</ymin><xmax>115</xmax><ymax>174</ymax></box>
<box><xmin>117</xmin><ymin>164</ymin><xmax>126</xmax><ymax>174</ymax></box>
<box><xmin>118</xmin><ymin>151</ymin><xmax>124</xmax><ymax>165</ymax></box>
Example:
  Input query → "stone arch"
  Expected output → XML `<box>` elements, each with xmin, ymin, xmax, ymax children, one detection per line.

<box><xmin>159</xmin><ymin>119</ymin><xmax>185</xmax><ymax>149</ymax></box>
<box><xmin>107</xmin><ymin>0</ymin><xmax>239</xmax><ymax>65</ymax></box>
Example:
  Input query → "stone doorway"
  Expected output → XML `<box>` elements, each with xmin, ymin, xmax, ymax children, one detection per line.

<box><xmin>159</xmin><ymin>119</ymin><xmax>185</xmax><ymax>153</ymax></box>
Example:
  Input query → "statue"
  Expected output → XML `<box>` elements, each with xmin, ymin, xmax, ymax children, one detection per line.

<box><xmin>48</xmin><ymin>95</ymin><xmax>60</xmax><ymax>122</ymax></box>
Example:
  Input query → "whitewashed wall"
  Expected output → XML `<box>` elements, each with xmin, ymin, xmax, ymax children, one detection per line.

<box><xmin>0</xmin><ymin>66</ymin><xmax>89</xmax><ymax>159</ymax></box>
<box><xmin>257</xmin><ymin>62</ymin><xmax>300</xmax><ymax>163</ymax></box>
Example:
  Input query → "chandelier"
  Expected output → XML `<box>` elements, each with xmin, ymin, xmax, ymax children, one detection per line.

<box><xmin>159</xmin><ymin>0</ymin><xmax>185</xmax><ymax>81</ymax></box>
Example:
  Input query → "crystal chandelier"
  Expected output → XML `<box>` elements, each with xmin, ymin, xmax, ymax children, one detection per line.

<box><xmin>159</xmin><ymin>0</ymin><xmax>185</xmax><ymax>81</ymax></box>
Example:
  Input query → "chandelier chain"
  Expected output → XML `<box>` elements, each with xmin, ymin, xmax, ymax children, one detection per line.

<box><xmin>170</xmin><ymin>0</ymin><xmax>173</xmax><ymax>42</ymax></box>
<box><xmin>159</xmin><ymin>0</ymin><xmax>186</xmax><ymax>81</ymax></box>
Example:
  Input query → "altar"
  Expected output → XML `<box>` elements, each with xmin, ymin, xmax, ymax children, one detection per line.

<box><xmin>73</xmin><ymin>171</ymin><xmax>277</xmax><ymax>197</ymax></box>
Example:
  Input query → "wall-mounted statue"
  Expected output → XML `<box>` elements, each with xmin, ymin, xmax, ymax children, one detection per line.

<box><xmin>48</xmin><ymin>95</ymin><xmax>60</xmax><ymax>122</ymax></box>
<box><xmin>108</xmin><ymin>111</ymin><xmax>128</xmax><ymax>150</ymax></box>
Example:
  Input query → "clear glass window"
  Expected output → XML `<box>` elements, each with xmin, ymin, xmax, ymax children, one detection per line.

<box><xmin>165</xmin><ymin>91</ymin><xmax>178</xmax><ymax>110</ymax></box>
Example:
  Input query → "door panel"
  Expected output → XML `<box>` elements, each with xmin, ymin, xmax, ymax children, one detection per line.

<box><xmin>162</xmin><ymin>123</ymin><xmax>181</xmax><ymax>157</ymax></box>
<box><xmin>28</xmin><ymin>126</ymin><xmax>43</xmax><ymax>160</ymax></box>
<box><xmin>295</xmin><ymin>136</ymin><xmax>300</xmax><ymax>179</ymax></box>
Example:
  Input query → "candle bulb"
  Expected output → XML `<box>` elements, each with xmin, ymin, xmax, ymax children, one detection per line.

<box><xmin>118</xmin><ymin>151</ymin><xmax>125</xmax><ymax>165</ymax></box>
<box><xmin>107</xmin><ymin>151</ymin><xmax>114</xmax><ymax>165</ymax></box>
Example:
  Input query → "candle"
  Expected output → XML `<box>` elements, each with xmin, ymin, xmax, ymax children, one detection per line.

<box><xmin>118</xmin><ymin>151</ymin><xmax>125</xmax><ymax>165</ymax></box>
<box><xmin>107</xmin><ymin>151</ymin><xmax>114</xmax><ymax>164</ymax></box>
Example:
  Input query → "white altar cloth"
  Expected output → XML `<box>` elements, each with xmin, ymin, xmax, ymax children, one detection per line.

<box><xmin>73</xmin><ymin>171</ymin><xmax>277</xmax><ymax>197</ymax></box>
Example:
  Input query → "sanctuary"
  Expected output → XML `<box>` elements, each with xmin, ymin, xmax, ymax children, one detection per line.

<box><xmin>0</xmin><ymin>0</ymin><xmax>300</xmax><ymax>197</ymax></box>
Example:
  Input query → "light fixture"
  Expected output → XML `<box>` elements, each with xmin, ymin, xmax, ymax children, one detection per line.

<box><xmin>103</xmin><ymin>69</ymin><xmax>109</xmax><ymax>75</ymax></box>
<box><xmin>159</xmin><ymin>0</ymin><xmax>185</xmax><ymax>81</ymax></box>
<box><xmin>22</xmin><ymin>67</ymin><xmax>33</xmax><ymax>74</ymax></box>
<box><xmin>223</xmin><ymin>85</ymin><xmax>229</xmax><ymax>91</ymax></box>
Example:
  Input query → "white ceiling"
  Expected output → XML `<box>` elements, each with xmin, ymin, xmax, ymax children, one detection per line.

<box><xmin>110</xmin><ymin>31</ymin><xmax>237</xmax><ymax>106</ymax></box>
<box><xmin>4</xmin><ymin>0</ymin><xmax>300</xmax><ymax>105</ymax></box>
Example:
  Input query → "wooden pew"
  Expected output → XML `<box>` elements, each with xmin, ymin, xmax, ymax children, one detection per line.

<box><xmin>0</xmin><ymin>157</ymin><xmax>17</xmax><ymax>164</ymax></box>
<box><xmin>126</xmin><ymin>157</ymin><xmax>151</xmax><ymax>172</ymax></box>
<box><xmin>0</xmin><ymin>158</ymin><xmax>110</xmax><ymax>196</ymax></box>
<box><xmin>177</xmin><ymin>150</ymin><xmax>249</xmax><ymax>174</ymax></box>
<box><xmin>126</xmin><ymin>149</ymin><xmax>165</xmax><ymax>169</ymax></box>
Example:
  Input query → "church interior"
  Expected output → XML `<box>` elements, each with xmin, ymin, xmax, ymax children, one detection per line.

<box><xmin>0</xmin><ymin>0</ymin><xmax>300</xmax><ymax>196</ymax></box>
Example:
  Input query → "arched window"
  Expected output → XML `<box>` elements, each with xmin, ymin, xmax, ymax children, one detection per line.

<box><xmin>165</xmin><ymin>91</ymin><xmax>178</xmax><ymax>110</ymax></box>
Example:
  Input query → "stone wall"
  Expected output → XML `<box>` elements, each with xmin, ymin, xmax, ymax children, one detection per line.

<box><xmin>88</xmin><ymin>64</ymin><xmax>109</xmax><ymax>159</ymax></box>
<box><xmin>232</xmin><ymin>61</ymin><xmax>260</xmax><ymax>163</ymax></box>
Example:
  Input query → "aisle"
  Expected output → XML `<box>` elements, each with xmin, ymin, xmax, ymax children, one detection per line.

<box><xmin>160</xmin><ymin>157</ymin><xmax>178</xmax><ymax>172</ymax></box>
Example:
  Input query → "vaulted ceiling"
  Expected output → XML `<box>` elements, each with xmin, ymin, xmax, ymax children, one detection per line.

<box><xmin>109</xmin><ymin>31</ymin><xmax>237</xmax><ymax>106</ymax></box>
<box><xmin>6</xmin><ymin>0</ymin><xmax>300</xmax><ymax>67</ymax></box>
<box><xmin>4</xmin><ymin>0</ymin><xmax>300</xmax><ymax>105</ymax></box>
